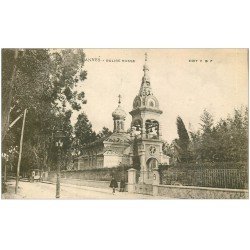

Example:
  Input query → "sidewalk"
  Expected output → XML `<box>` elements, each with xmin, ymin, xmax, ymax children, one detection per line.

<box><xmin>43</xmin><ymin>180</ymin><xmax>167</xmax><ymax>199</ymax></box>
<box><xmin>2</xmin><ymin>180</ymin><xmax>170</xmax><ymax>199</ymax></box>
<box><xmin>1</xmin><ymin>181</ymin><xmax>24</xmax><ymax>199</ymax></box>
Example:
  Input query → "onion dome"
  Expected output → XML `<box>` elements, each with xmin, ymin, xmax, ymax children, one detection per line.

<box><xmin>112</xmin><ymin>94</ymin><xmax>126</xmax><ymax>120</ymax></box>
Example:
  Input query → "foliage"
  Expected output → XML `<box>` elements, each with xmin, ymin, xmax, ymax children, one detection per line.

<box><xmin>132</xmin><ymin>136</ymin><xmax>141</xmax><ymax>170</ymax></box>
<box><xmin>164</xmin><ymin>107</ymin><xmax>248</xmax><ymax>164</ymax></box>
<box><xmin>176</xmin><ymin>116</ymin><xmax>191</xmax><ymax>162</ymax></box>
<box><xmin>73</xmin><ymin>112</ymin><xmax>97</xmax><ymax>154</ymax></box>
<box><xmin>199</xmin><ymin>109</ymin><xmax>214</xmax><ymax>133</ymax></box>
<box><xmin>162</xmin><ymin>141</ymin><xmax>173</xmax><ymax>156</ymax></box>
<box><xmin>2</xmin><ymin>49</ymin><xmax>88</xmax><ymax>173</ymax></box>
<box><xmin>96</xmin><ymin>127</ymin><xmax>112</xmax><ymax>139</ymax></box>
<box><xmin>190</xmin><ymin>107</ymin><xmax>248</xmax><ymax>163</ymax></box>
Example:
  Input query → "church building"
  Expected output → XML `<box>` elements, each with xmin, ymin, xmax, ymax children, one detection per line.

<box><xmin>76</xmin><ymin>53</ymin><xmax>168</xmax><ymax>183</ymax></box>
<box><xmin>76</xmin><ymin>96</ymin><xmax>131</xmax><ymax>169</ymax></box>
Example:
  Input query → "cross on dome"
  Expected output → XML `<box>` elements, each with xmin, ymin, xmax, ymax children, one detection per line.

<box><xmin>118</xmin><ymin>94</ymin><xmax>121</xmax><ymax>105</ymax></box>
<box><xmin>143</xmin><ymin>52</ymin><xmax>149</xmax><ymax>73</ymax></box>
<box><xmin>112</xmin><ymin>94</ymin><xmax>126</xmax><ymax>121</ymax></box>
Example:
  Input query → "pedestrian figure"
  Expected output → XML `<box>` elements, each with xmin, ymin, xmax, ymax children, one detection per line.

<box><xmin>119</xmin><ymin>178</ymin><xmax>125</xmax><ymax>192</ymax></box>
<box><xmin>109</xmin><ymin>176</ymin><xmax>118</xmax><ymax>194</ymax></box>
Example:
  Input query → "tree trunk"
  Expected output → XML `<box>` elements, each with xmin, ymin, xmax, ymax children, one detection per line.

<box><xmin>2</xmin><ymin>49</ymin><xmax>18</xmax><ymax>142</ymax></box>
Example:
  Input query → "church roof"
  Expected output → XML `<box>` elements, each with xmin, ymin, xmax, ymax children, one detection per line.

<box><xmin>80</xmin><ymin>132</ymin><xmax>131</xmax><ymax>150</ymax></box>
<box><xmin>104</xmin><ymin>132</ymin><xmax>131</xmax><ymax>144</ymax></box>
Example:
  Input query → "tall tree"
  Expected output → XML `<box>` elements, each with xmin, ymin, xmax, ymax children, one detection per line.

<box><xmin>1</xmin><ymin>49</ymin><xmax>18</xmax><ymax>141</ymax></box>
<box><xmin>2</xmin><ymin>49</ymin><xmax>88</xmax><ymax>174</ymax></box>
<box><xmin>189</xmin><ymin>130</ymin><xmax>202</xmax><ymax>162</ymax></box>
<box><xmin>97</xmin><ymin>127</ymin><xmax>112</xmax><ymax>139</ymax></box>
<box><xmin>176</xmin><ymin>116</ymin><xmax>191</xmax><ymax>162</ymax></box>
<box><xmin>188</xmin><ymin>107</ymin><xmax>248</xmax><ymax>163</ymax></box>
<box><xmin>215</xmin><ymin>107</ymin><xmax>248</xmax><ymax>162</ymax></box>
<box><xmin>198</xmin><ymin>109</ymin><xmax>217</xmax><ymax>161</ymax></box>
<box><xmin>132</xmin><ymin>136</ymin><xmax>140</xmax><ymax>170</ymax></box>
<box><xmin>74</xmin><ymin>112</ymin><xmax>96</xmax><ymax>154</ymax></box>
<box><xmin>162</xmin><ymin>141</ymin><xmax>174</xmax><ymax>157</ymax></box>
<box><xmin>200</xmin><ymin>109</ymin><xmax>214</xmax><ymax>133</ymax></box>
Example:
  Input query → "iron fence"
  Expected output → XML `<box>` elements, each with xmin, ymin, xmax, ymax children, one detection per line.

<box><xmin>160</xmin><ymin>168</ymin><xmax>248</xmax><ymax>189</ymax></box>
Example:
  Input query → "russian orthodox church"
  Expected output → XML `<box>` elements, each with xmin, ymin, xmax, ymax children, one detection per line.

<box><xmin>76</xmin><ymin>53</ymin><xmax>168</xmax><ymax>183</ymax></box>
<box><xmin>76</xmin><ymin>95</ymin><xmax>131</xmax><ymax>169</ymax></box>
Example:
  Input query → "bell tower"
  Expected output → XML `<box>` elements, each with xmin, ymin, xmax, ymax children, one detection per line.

<box><xmin>129</xmin><ymin>53</ymin><xmax>163</xmax><ymax>184</ymax></box>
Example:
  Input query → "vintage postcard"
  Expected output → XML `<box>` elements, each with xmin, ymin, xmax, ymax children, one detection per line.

<box><xmin>1</xmin><ymin>48</ymin><xmax>248</xmax><ymax>199</ymax></box>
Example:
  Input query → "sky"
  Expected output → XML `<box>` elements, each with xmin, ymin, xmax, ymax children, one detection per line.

<box><xmin>71</xmin><ymin>49</ymin><xmax>248</xmax><ymax>142</ymax></box>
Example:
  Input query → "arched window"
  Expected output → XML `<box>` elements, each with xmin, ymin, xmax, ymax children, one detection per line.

<box><xmin>145</xmin><ymin>120</ymin><xmax>159</xmax><ymax>139</ymax></box>
<box><xmin>149</xmin><ymin>101</ymin><xmax>154</xmax><ymax>107</ymax></box>
<box><xmin>131</xmin><ymin>120</ymin><xmax>142</xmax><ymax>136</ymax></box>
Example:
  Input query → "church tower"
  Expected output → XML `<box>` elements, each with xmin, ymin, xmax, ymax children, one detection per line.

<box><xmin>112</xmin><ymin>94</ymin><xmax>126</xmax><ymax>133</ymax></box>
<box><xmin>129</xmin><ymin>53</ymin><xmax>163</xmax><ymax>184</ymax></box>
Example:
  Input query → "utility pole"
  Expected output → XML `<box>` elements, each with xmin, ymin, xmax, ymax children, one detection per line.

<box><xmin>4</xmin><ymin>155</ymin><xmax>9</xmax><ymax>183</ymax></box>
<box><xmin>54</xmin><ymin>129</ymin><xmax>65</xmax><ymax>199</ymax></box>
<box><xmin>15</xmin><ymin>109</ymin><xmax>27</xmax><ymax>194</ymax></box>
<box><xmin>56</xmin><ymin>147</ymin><xmax>61</xmax><ymax>198</ymax></box>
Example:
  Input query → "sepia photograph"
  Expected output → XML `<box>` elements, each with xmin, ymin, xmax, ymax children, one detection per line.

<box><xmin>1</xmin><ymin>48</ymin><xmax>249</xmax><ymax>199</ymax></box>
<box><xmin>1</xmin><ymin>2</ymin><xmax>250</xmax><ymax>250</ymax></box>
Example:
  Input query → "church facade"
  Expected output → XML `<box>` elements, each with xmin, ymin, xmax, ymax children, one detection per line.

<box><xmin>76</xmin><ymin>53</ymin><xmax>169</xmax><ymax>183</ymax></box>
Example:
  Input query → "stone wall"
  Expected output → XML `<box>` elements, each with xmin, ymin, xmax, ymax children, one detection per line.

<box><xmin>46</xmin><ymin>167</ymin><xmax>129</xmax><ymax>183</ymax></box>
<box><xmin>135</xmin><ymin>183</ymin><xmax>153</xmax><ymax>195</ymax></box>
<box><xmin>126</xmin><ymin>168</ymin><xmax>248</xmax><ymax>198</ymax></box>
<box><xmin>157</xmin><ymin>184</ymin><xmax>248</xmax><ymax>199</ymax></box>
<box><xmin>52</xmin><ymin>177</ymin><xmax>111</xmax><ymax>189</ymax></box>
<box><xmin>46</xmin><ymin>174</ymin><xmax>127</xmax><ymax>191</ymax></box>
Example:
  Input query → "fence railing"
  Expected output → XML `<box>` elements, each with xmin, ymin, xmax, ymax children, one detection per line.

<box><xmin>160</xmin><ymin>168</ymin><xmax>248</xmax><ymax>189</ymax></box>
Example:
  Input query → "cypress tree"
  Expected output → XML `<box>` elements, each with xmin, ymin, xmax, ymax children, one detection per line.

<box><xmin>176</xmin><ymin>116</ymin><xmax>190</xmax><ymax>162</ymax></box>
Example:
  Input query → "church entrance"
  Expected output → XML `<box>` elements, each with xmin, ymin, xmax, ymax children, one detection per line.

<box><xmin>144</xmin><ymin>158</ymin><xmax>158</xmax><ymax>184</ymax></box>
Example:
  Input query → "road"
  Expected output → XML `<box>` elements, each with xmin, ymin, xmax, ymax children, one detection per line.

<box><xmin>2</xmin><ymin>179</ymin><xmax>166</xmax><ymax>199</ymax></box>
